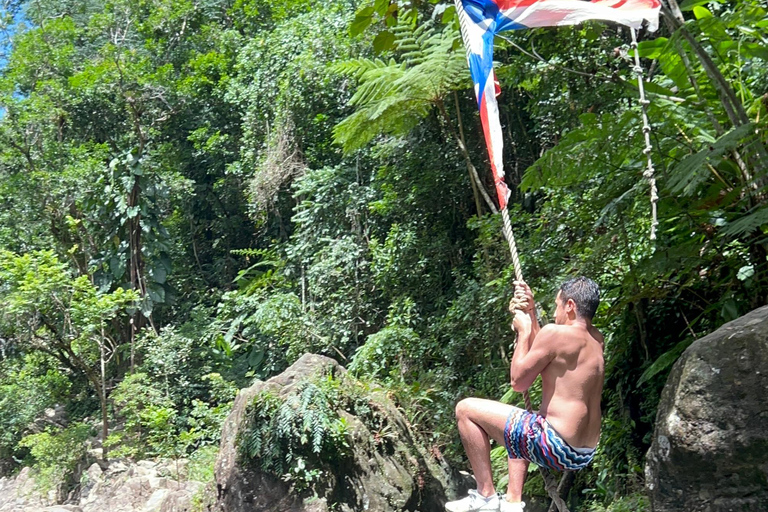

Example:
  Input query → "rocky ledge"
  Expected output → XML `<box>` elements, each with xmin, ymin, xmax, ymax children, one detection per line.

<box><xmin>0</xmin><ymin>459</ymin><xmax>202</xmax><ymax>512</ymax></box>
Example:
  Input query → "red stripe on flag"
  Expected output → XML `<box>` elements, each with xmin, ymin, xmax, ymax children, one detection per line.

<box><xmin>479</xmin><ymin>94</ymin><xmax>509</xmax><ymax>210</ymax></box>
<box><xmin>496</xmin><ymin>0</ymin><xmax>542</xmax><ymax>9</ymax></box>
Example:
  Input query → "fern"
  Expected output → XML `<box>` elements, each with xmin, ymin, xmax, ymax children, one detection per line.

<box><xmin>332</xmin><ymin>21</ymin><xmax>468</xmax><ymax>153</ymax></box>
<box><xmin>722</xmin><ymin>206</ymin><xmax>768</xmax><ymax>237</ymax></box>
<box><xmin>667</xmin><ymin>123</ymin><xmax>756</xmax><ymax>196</ymax></box>
<box><xmin>238</xmin><ymin>374</ymin><xmax>393</xmax><ymax>491</ymax></box>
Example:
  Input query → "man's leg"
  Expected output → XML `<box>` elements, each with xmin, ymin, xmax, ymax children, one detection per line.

<box><xmin>506</xmin><ymin>458</ymin><xmax>528</xmax><ymax>502</ymax></box>
<box><xmin>455</xmin><ymin>397</ymin><xmax>515</xmax><ymax>497</ymax></box>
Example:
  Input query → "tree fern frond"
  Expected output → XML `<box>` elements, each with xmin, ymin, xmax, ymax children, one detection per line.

<box><xmin>722</xmin><ymin>206</ymin><xmax>768</xmax><ymax>237</ymax></box>
<box><xmin>333</xmin><ymin>22</ymin><xmax>467</xmax><ymax>154</ymax></box>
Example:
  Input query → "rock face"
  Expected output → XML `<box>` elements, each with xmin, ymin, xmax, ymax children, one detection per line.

<box><xmin>78</xmin><ymin>460</ymin><xmax>201</xmax><ymax>512</ymax></box>
<box><xmin>0</xmin><ymin>460</ymin><xmax>201</xmax><ymax>512</ymax></box>
<box><xmin>0</xmin><ymin>467</ymin><xmax>52</xmax><ymax>512</ymax></box>
<box><xmin>215</xmin><ymin>353</ymin><xmax>465</xmax><ymax>512</ymax></box>
<box><xmin>646</xmin><ymin>305</ymin><xmax>768</xmax><ymax>512</ymax></box>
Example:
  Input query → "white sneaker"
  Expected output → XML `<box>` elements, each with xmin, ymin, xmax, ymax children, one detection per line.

<box><xmin>445</xmin><ymin>490</ymin><xmax>500</xmax><ymax>512</ymax></box>
<box><xmin>499</xmin><ymin>496</ymin><xmax>525</xmax><ymax>512</ymax></box>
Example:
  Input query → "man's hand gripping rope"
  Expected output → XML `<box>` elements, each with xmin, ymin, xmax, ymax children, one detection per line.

<box><xmin>509</xmin><ymin>280</ymin><xmax>534</xmax><ymax>334</ymax></box>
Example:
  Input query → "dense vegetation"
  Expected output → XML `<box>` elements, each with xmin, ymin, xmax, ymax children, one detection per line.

<box><xmin>0</xmin><ymin>0</ymin><xmax>766</xmax><ymax>509</ymax></box>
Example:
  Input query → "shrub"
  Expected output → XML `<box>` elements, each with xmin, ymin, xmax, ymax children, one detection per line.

<box><xmin>188</xmin><ymin>445</ymin><xmax>218</xmax><ymax>483</ymax></box>
<box><xmin>105</xmin><ymin>372</ymin><xmax>176</xmax><ymax>459</ymax></box>
<box><xmin>0</xmin><ymin>354</ymin><xmax>70</xmax><ymax>466</ymax></box>
<box><xmin>349</xmin><ymin>325</ymin><xmax>420</xmax><ymax>381</ymax></box>
<box><xmin>18</xmin><ymin>422</ymin><xmax>91</xmax><ymax>494</ymax></box>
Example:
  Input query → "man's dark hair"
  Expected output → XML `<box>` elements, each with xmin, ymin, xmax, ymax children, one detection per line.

<box><xmin>559</xmin><ymin>277</ymin><xmax>600</xmax><ymax>320</ymax></box>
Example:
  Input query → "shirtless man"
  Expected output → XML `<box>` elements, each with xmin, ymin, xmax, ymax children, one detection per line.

<box><xmin>446</xmin><ymin>277</ymin><xmax>605</xmax><ymax>512</ymax></box>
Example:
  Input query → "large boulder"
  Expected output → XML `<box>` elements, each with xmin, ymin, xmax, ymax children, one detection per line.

<box><xmin>645</xmin><ymin>305</ymin><xmax>768</xmax><ymax>512</ymax></box>
<box><xmin>215</xmin><ymin>353</ymin><xmax>465</xmax><ymax>512</ymax></box>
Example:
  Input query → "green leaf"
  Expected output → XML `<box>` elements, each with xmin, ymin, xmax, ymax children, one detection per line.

<box><xmin>109</xmin><ymin>256</ymin><xmax>126</xmax><ymax>279</ymax></box>
<box><xmin>722</xmin><ymin>207</ymin><xmax>768</xmax><ymax>237</ymax></box>
<box><xmin>740</xmin><ymin>42</ymin><xmax>768</xmax><ymax>61</ymax></box>
<box><xmin>624</xmin><ymin>76</ymin><xmax>679</xmax><ymax>99</ymax></box>
<box><xmin>373</xmin><ymin>31</ymin><xmax>395</xmax><ymax>54</ymax></box>
<box><xmin>141</xmin><ymin>297</ymin><xmax>154</xmax><ymax>317</ymax></box>
<box><xmin>721</xmin><ymin>299</ymin><xmax>739</xmax><ymax>321</ymax></box>
<box><xmin>692</xmin><ymin>5</ymin><xmax>713</xmax><ymax>18</ymax></box>
<box><xmin>150</xmin><ymin>264</ymin><xmax>167</xmax><ymax>284</ymax></box>
<box><xmin>667</xmin><ymin>123</ymin><xmax>756</xmax><ymax>196</ymax></box>
<box><xmin>147</xmin><ymin>284</ymin><xmax>165</xmax><ymax>303</ymax></box>
<box><xmin>679</xmin><ymin>0</ymin><xmax>721</xmax><ymax>10</ymax></box>
<box><xmin>350</xmin><ymin>8</ymin><xmax>374</xmax><ymax>36</ymax></box>
<box><xmin>374</xmin><ymin>0</ymin><xmax>389</xmax><ymax>17</ymax></box>
<box><xmin>637</xmin><ymin>37</ymin><xmax>668</xmax><ymax>59</ymax></box>
<box><xmin>638</xmin><ymin>339</ymin><xmax>693</xmax><ymax>386</ymax></box>
<box><xmin>442</xmin><ymin>5</ymin><xmax>456</xmax><ymax>24</ymax></box>
<box><xmin>158</xmin><ymin>254</ymin><xmax>172</xmax><ymax>272</ymax></box>
<box><xmin>248</xmin><ymin>347</ymin><xmax>265</xmax><ymax>368</ymax></box>
<box><xmin>737</xmin><ymin>265</ymin><xmax>754</xmax><ymax>281</ymax></box>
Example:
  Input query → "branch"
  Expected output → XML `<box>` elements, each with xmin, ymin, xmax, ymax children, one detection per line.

<box><xmin>435</xmin><ymin>98</ymin><xmax>498</xmax><ymax>214</ymax></box>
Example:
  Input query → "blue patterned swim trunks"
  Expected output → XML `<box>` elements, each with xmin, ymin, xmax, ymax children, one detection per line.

<box><xmin>503</xmin><ymin>408</ymin><xmax>595</xmax><ymax>471</ymax></box>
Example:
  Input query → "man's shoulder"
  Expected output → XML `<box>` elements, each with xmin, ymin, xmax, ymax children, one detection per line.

<box><xmin>538</xmin><ymin>323</ymin><xmax>597</xmax><ymax>344</ymax></box>
<box><xmin>538</xmin><ymin>323</ymin><xmax>571</xmax><ymax>336</ymax></box>
<box><xmin>536</xmin><ymin>324</ymin><xmax>572</xmax><ymax>344</ymax></box>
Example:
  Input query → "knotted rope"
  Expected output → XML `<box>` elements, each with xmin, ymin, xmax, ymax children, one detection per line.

<box><xmin>630</xmin><ymin>27</ymin><xmax>659</xmax><ymax>240</ymax></box>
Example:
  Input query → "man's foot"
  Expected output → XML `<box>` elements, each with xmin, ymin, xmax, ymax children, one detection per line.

<box><xmin>445</xmin><ymin>490</ymin><xmax>500</xmax><ymax>512</ymax></box>
<box><xmin>499</xmin><ymin>495</ymin><xmax>525</xmax><ymax>512</ymax></box>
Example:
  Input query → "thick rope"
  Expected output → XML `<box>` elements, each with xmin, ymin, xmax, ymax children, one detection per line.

<box><xmin>501</xmin><ymin>208</ymin><xmax>531</xmax><ymax>411</ymax></box>
<box><xmin>501</xmin><ymin>208</ymin><xmax>523</xmax><ymax>283</ymax></box>
<box><xmin>501</xmin><ymin>207</ymin><xmax>568</xmax><ymax>511</ymax></box>
<box><xmin>630</xmin><ymin>27</ymin><xmax>659</xmax><ymax>240</ymax></box>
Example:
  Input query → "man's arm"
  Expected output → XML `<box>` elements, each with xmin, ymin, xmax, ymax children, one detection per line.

<box><xmin>509</xmin><ymin>323</ymin><xmax>556</xmax><ymax>392</ymax></box>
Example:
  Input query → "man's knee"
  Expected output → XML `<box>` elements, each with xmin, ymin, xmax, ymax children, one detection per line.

<box><xmin>455</xmin><ymin>397</ymin><xmax>480</xmax><ymax>421</ymax></box>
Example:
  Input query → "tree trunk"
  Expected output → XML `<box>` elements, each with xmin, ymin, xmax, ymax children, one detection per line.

<box><xmin>99</xmin><ymin>375</ymin><xmax>109</xmax><ymax>461</ymax></box>
<box><xmin>454</xmin><ymin>92</ymin><xmax>485</xmax><ymax>217</ymax></box>
<box><xmin>436</xmin><ymin>98</ymin><xmax>498</xmax><ymax>215</ymax></box>
<box><xmin>99</xmin><ymin>326</ymin><xmax>110</xmax><ymax>460</ymax></box>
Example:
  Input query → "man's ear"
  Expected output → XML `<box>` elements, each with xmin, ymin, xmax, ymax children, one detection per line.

<box><xmin>566</xmin><ymin>298</ymin><xmax>577</xmax><ymax>314</ymax></box>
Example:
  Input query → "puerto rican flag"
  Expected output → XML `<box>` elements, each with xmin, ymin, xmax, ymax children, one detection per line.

<box><xmin>455</xmin><ymin>0</ymin><xmax>661</xmax><ymax>209</ymax></box>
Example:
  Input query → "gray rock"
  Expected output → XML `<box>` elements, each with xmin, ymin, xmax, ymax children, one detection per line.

<box><xmin>0</xmin><ymin>467</ymin><xmax>52</xmax><ymax>512</ymax></box>
<box><xmin>78</xmin><ymin>459</ymin><xmax>201</xmax><ymax>512</ymax></box>
<box><xmin>0</xmin><ymin>458</ymin><xmax>202</xmax><ymax>512</ymax></box>
<box><xmin>646</xmin><ymin>305</ymin><xmax>768</xmax><ymax>512</ymax></box>
<box><xmin>215</xmin><ymin>353</ymin><xmax>466</xmax><ymax>512</ymax></box>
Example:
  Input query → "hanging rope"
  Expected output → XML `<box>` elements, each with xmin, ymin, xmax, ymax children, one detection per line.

<box><xmin>630</xmin><ymin>27</ymin><xmax>659</xmax><ymax>240</ymax></box>
<box><xmin>501</xmin><ymin>207</ymin><xmax>569</xmax><ymax>512</ymax></box>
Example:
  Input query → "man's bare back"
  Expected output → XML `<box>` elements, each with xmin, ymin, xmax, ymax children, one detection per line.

<box><xmin>507</xmin><ymin>280</ymin><xmax>605</xmax><ymax>449</ymax></box>
<box><xmin>537</xmin><ymin>322</ymin><xmax>604</xmax><ymax>448</ymax></box>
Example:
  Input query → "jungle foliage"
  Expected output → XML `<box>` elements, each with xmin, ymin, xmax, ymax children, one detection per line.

<box><xmin>0</xmin><ymin>0</ymin><xmax>766</xmax><ymax>509</ymax></box>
